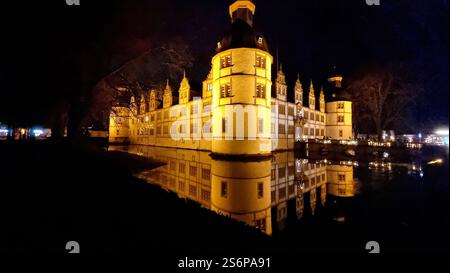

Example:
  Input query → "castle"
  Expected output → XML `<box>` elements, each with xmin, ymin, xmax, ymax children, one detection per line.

<box><xmin>109</xmin><ymin>0</ymin><xmax>353</xmax><ymax>155</ymax></box>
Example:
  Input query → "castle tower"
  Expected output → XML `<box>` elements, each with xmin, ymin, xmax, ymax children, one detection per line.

<box><xmin>109</xmin><ymin>87</ymin><xmax>131</xmax><ymax>144</ymax></box>
<box><xmin>325</xmin><ymin>70</ymin><xmax>353</xmax><ymax>140</ymax></box>
<box><xmin>211</xmin><ymin>0</ymin><xmax>273</xmax><ymax>155</ymax></box>
<box><xmin>275</xmin><ymin>65</ymin><xmax>287</xmax><ymax>102</ymax></box>
<box><xmin>163</xmin><ymin>80</ymin><xmax>173</xmax><ymax>109</ymax></box>
<box><xmin>319</xmin><ymin>86</ymin><xmax>325</xmax><ymax>113</ymax></box>
<box><xmin>326</xmin><ymin>165</ymin><xmax>356</xmax><ymax>197</ymax></box>
<box><xmin>210</xmin><ymin>158</ymin><xmax>272</xmax><ymax>235</ymax></box>
<box><xmin>308</xmin><ymin>80</ymin><xmax>316</xmax><ymax>110</ymax></box>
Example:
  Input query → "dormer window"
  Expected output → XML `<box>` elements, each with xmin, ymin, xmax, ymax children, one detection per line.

<box><xmin>220</xmin><ymin>54</ymin><xmax>232</xmax><ymax>69</ymax></box>
<box><xmin>258</xmin><ymin>37</ymin><xmax>263</xmax><ymax>44</ymax></box>
<box><xmin>217</xmin><ymin>42</ymin><xmax>222</xmax><ymax>49</ymax></box>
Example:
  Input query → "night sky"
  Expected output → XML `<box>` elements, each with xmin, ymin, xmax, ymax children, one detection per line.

<box><xmin>0</xmin><ymin>0</ymin><xmax>448</xmax><ymax>131</ymax></box>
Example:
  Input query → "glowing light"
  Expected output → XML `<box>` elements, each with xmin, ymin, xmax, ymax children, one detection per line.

<box><xmin>435</xmin><ymin>129</ymin><xmax>449</xmax><ymax>136</ymax></box>
<box><xmin>33</xmin><ymin>129</ymin><xmax>44</xmax><ymax>137</ymax></box>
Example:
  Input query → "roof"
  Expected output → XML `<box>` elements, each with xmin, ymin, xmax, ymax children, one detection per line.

<box><xmin>216</xmin><ymin>19</ymin><xmax>269</xmax><ymax>54</ymax></box>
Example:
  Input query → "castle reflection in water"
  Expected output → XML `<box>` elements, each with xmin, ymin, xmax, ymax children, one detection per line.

<box><xmin>111</xmin><ymin>145</ymin><xmax>359</xmax><ymax>235</ymax></box>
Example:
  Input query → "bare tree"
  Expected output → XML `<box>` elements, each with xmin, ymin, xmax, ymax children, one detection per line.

<box><xmin>347</xmin><ymin>64</ymin><xmax>424</xmax><ymax>139</ymax></box>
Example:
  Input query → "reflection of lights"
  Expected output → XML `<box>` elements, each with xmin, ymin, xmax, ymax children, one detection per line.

<box><xmin>383</xmin><ymin>152</ymin><xmax>389</xmax><ymax>158</ymax></box>
<box><xmin>0</xmin><ymin>129</ymin><xmax>8</xmax><ymax>134</ymax></box>
<box><xmin>419</xmin><ymin>171</ymin><xmax>424</xmax><ymax>178</ymax></box>
<box><xmin>428</xmin><ymin>159</ymin><xmax>444</xmax><ymax>165</ymax></box>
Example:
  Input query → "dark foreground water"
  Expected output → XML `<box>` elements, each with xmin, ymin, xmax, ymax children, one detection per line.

<box><xmin>112</xmin><ymin>145</ymin><xmax>449</xmax><ymax>253</ymax></box>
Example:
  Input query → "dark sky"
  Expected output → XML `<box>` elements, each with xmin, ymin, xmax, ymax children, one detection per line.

<box><xmin>0</xmin><ymin>0</ymin><xmax>448</xmax><ymax>129</ymax></box>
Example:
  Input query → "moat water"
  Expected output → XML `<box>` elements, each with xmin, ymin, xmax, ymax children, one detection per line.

<box><xmin>110</xmin><ymin>145</ymin><xmax>449</xmax><ymax>252</ymax></box>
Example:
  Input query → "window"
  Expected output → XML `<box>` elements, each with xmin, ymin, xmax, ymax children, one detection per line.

<box><xmin>278</xmin><ymin>104</ymin><xmax>285</xmax><ymax>115</ymax></box>
<box><xmin>310</xmin><ymin>128</ymin><xmax>315</xmax><ymax>136</ymax></box>
<box><xmin>288</xmin><ymin>165</ymin><xmax>295</xmax><ymax>176</ymax></box>
<box><xmin>316</xmin><ymin>114</ymin><xmax>320</xmax><ymax>121</ymax></box>
<box><xmin>322</xmin><ymin>174</ymin><xmax>325</xmax><ymax>181</ymax></box>
<box><xmin>178</xmin><ymin>181</ymin><xmax>185</xmax><ymax>192</ymax></box>
<box><xmin>255</xmin><ymin>218</ymin><xmax>266</xmax><ymax>232</ymax></box>
<box><xmin>179</xmin><ymin>163</ymin><xmax>186</xmax><ymax>174</ymax></box>
<box><xmin>278</xmin><ymin>187</ymin><xmax>286</xmax><ymax>199</ymax></box>
<box><xmin>339</xmin><ymin>130</ymin><xmax>343</xmax><ymax>137</ymax></box>
<box><xmin>256</xmin><ymin>83</ymin><xmax>266</xmax><ymax>98</ymax></box>
<box><xmin>207</xmin><ymin>83</ymin><xmax>213</xmax><ymax>91</ymax></box>
<box><xmin>202</xmin><ymin>168</ymin><xmax>211</xmax><ymax>180</ymax></box>
<box><xmin>151</xmin><ymin>114</ymin><xmax>155</xmax><ymax>122</ymax></box>
<box><xmin>321</xmin><ymin>115</ymin><xmax>324</xmax><ymax>123</ymax></box>
<box><xmin>222</xmin><ymin>118</ymin><xmax>228</xmax><ymax>133</ymax></box>
<box><xmin>164</xmin><ymin>111</ymin><xmax>169</xmax><ymax>119</ymax></box>
<box><xmin>338</xmin><ymin>174</ymin><xmax>346</xmax><ymax>181</ymax></box>
<box><xmin>316</xmin><ymin>129</ymin><xmax>320</xmax><ymax>136</ymax></box>
<box><xmin>156</xmin><ymin>126</ymin><xmax>162</xmax><ymax>135</ymax></box>
<box><xmin>201</xmin><ymin>189</ymin><xmax>210</xmax><ymax>201</ymax></box>
<box><xmin>288</xmin><ymin>125</ymin><xmax>295</xmax><ymax>135</ymax></box>
<box><xmin>257</xmin><ymin>118</ymin><xmax>264</xmax><ymax>135</ymax></box>
<box><xmin>288</xmin><ymin>107</ymin><xmax>295</xmax><ymax>116</ymax></box>
<box><xmin>220</xmin><ymin>83</ymin><xmax>232</xmax><ymax>98</ymax></box>
<box><xmin>338</xmin><ymin>103</ymin><xmax>344</xmax><ymax>109</ymax></box>
<box><xmin>338</xmin><ymin>115</ymin><xmax>345</xmax><ymax>123</ymax></box>
<box><xmin>271</xmin><ymin>169</ymin><xmax>276</xmax><ymax>180</ymax></box>
<box><xmin>321</xmin><ymin>129</ymin><xmax>324</xmax><ymax>136</ymax></box>
<box><xmin>278</xmin><ymin>167</ymin><xmax>286</xmax><ymax>179</ymax></box>
<box><xmin>221</xmin><ymin>181</ymin><xmax>228</xmax><ymax>198</ymax></box>
<box><xmin>163</xmin><ymin>125</ymin><xmax>168</xmax><ymax>135</ymax></box>
<box><xmin>278</xmin><ymin>124</ymin><xmax>286</xmax><ymax>134</ymax></box>
<box><xmin>288</xmin><ymin>184</ymin><xmax>295</xmax><ymax>195</ymax></box>
<box><xmin>310</xmin><ymin>112</ymin><xmax>314</xmax><ymax>120</ymax></box>
<box><xmin>220</xmin><ymin>54</ymin><xmax>232</xmax><ymax>68</ymax></box>
<box><xmin>255</xmin><ymin>54</ymin><xmax>266</xmax><ymax>68</ymax></box>
<box><xmin>150</xmin><ymin>129</ymin><xmax>155</xmax><ymax>136</ymax></box>
<box><xmin>189</xmin><ymin>166</ymin><xmax>197</xmax><ymax>177</ymax></box>
<box><xmin>257</xmin><ymin>183</ymin><xmax>264</xmax><ymax>199</ymax></box>
<box><xmin>189</xmin><ymin>185</ymin><xmax>197</xmax><ymax>197</ymax></box>
<box><xmin>170</xmin><ymin>161</ymin><xmax>176</xmax><ymax>171</ymax></box>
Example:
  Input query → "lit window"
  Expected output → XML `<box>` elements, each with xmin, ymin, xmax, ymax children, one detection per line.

<box><xmin>220</xmin><ymin>83</ymin><xmax>232</xmax><ymax>98</ymax></box>
<box><xmin>255</xmin><ymin>54</ymin><xmax>266</xmax><ymax>68</ymax></box>
<box><xmin>202</xmin><ymin>168</ymin><xmax>211</xmax><ymax>180</ymax></box>
<box><xmin>338</xmin><ymin>116</ymin><xmax>344</xmax><ymax>123</ymax></box>
<box><xmin>189</xmin><ymin>166</ymin><xmax>197</xmax><ymax>177</ymax></box>
<box><xmin>256</xmin><ymin>83</ymin><xmax>266</xmax><ymax>98</ymax></box>
<box><xmin>207</xmin><ymin>84</ymin><xmax>213</xmax><ymax>91</ymax></box>
<box><xmin>220</xmin><ymin>54</ymin><xmax>232</xmax><ymax>69</ymax></box>
<box><xmin>338</xmin><ymin>174</ymin><xmax>346</xmax><ymax>181</ymax></box>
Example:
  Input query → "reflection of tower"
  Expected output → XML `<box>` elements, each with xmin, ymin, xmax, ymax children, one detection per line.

<box><xmin>210</xmin><ymin>158</ymin><xmax>272</xmax><ymax>235</ymax></box>
<box><xmin>211</xmin><ymin>0</ymin><xmax>273</xmax><ymax>155</ymax></box>
<box><xmin>326</xmin><ymin>165</ymin><xmax>356</xmax><ymax>197</ymax></box>
<box><xmin>109</xmin><ymin>87</ymin><xmax>131</xmax><ymax>144</ymax></box>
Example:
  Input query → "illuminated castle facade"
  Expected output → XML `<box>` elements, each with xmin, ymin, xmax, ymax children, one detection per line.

<box><xmin>109</xmin><ymin>0</ymin><xmax>353</xmax><ymax>155</ymax></box>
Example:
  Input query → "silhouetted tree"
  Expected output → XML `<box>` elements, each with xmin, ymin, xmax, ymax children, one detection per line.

<box><xmin>347</xmin><ymin>64</ymin><xmax>424</xmax><ymax>139</ymax></box>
